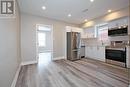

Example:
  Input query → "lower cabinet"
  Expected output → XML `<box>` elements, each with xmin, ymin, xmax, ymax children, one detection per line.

<box><xmin>85</xmin><ymin>46</ymin><xmax>105</xmax><ymax>62</ymax></box>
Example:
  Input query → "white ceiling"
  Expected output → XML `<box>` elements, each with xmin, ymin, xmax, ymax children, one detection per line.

<box><xmin>18</xmin><ymin>0</ymin><xmax>129</xmax><ymax>24</ymax></box>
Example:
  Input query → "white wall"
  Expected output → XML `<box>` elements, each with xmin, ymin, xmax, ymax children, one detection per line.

<box><xmin>0</xmin><ymin>1</ymin><xmax>21</xmax><ymax>87</ymax></box>
<box><xmin>21</xmin><ymin>13</ymin><xmax>77</xmax><ymax>62</ymax></box>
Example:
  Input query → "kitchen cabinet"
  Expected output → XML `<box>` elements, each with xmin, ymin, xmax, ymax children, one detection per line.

<box><xmin>66</xmin><ymin>26</ymin><xmax>83</xmax><ymax>32</ymax></box>
<box><xmin>81</xmin><ymin>33</ymin><xmax>96</xmax><ymax>39</ymax></box>
<box><xmin>72</xmin><ymin>27</ymin><xmax>83</xmax><ymax>32</ymax></box>
<box><xmin>85</xmin><ymin>46</ymin><xmax>92</xmax><ymax>58</ymax></box>
<box><xmin>66</xmin><ymin>26</ymin><xmax>85</xmax><ymax>38</ymax></box>
<box><xmin>96</xmin><ymin>46</ymin><xmax>105</xmax><ymax>62</ymax></box>
<box><xmin>82</xmin><ymin>27</ymin><xmax>97</xmax><ymax>39</ymax></box>
<box><xmin>80</xmin><ymin>46</ymin><xmax>85</xmax><ymax>58</ymax></box>
<box><xmin>66</xmin><ymin>26</ymin><xmax>98</xmax><ymax>39</ymax></box>
<box><xmin>85</xmin><ymin>46</ymin><xmax>105</xmax><ymax>62</ymax></box>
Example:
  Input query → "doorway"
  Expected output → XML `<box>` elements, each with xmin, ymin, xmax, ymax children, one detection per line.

<box><xmin>36</xmin><ymin>24</ymin><xmax>53</xmax><ymax>65</ymax></box>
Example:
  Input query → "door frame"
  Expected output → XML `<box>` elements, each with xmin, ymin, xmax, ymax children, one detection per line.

<box><xmin>36</xmin><ymin>24</ymin><xmax>53</xmax><ymax>62</ymax></box>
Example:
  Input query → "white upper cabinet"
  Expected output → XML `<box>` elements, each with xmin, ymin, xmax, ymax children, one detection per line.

<box><xmin>66</xmin><ymin>26</ymin><xmax>72</xmax><ymax>32</ymax></box>
<box><xmin>66</xmin><ymin>26</ymin><xmax>83</xmax><ymax>32</ymax></box>
<box><xmin>66</xmin><ymin>26</ymin><xmax>85</xmax><ymax>38</ymax></box>
<box><xmin>72</xmin><ymin>27</ymin><xmax>83</xmax><ymax>32</ymax></box>
<box><xmin>66</xmin><ymin>26</ymin><xmax>98</xmax><ymax>39</ymax></box>
<box><xmin>83</xmin><ymin>27</ymin><xmax>97</xmax><ymax>39</ymax></box>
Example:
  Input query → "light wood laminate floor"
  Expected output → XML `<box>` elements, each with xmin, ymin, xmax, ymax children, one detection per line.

<box><xmin>16</xmin><ymin>58</ymin><xmax>129</xmax><ymax>87</ymax></box>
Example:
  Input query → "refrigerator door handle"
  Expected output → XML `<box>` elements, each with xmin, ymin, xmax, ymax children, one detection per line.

<box><xmin>76</xmin><ymin>33</ymin><xmax>81</xmax><ymax>49</ymax></box>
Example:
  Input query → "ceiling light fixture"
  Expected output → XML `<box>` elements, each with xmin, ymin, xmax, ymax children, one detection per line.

<box><xmin>84</xmin><ymin>19</ymin><xmax>88</xmax><ymax>22</ymax></box>
<box><xmin>42</xmin><ymin>6</ymin><xmax>46</xmax><ymax>10</ymax></box>
<box><xmin>90</xmin><ymin>0</ymin><xmax>94</xmax><ymax>2</ymax></box>
<box><xmin>108</xmin><ymin>10</ymin><xmax>112</xmax><ymax>13</ymax></box>
<box><xmin>68</xmin><ymin>14</ymin><xmax>72</xmax><ymax>17</ymax></box>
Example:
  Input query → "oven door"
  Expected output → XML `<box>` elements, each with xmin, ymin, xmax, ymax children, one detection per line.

<box><xmin>106</xmin><ymin>49</ymin><xmax>126</xmax><ymax>63</ymax></box>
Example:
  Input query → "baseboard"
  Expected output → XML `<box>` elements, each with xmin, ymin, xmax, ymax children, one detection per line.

<box><xmin>21</xmin><ymin>61</ymin><xmax>38</xmax><ymax>66</ymax></box>
<box><xmin>53</xmin><ymin>56</ymin><xmax>65</xmax><ymax>60</ymax></box>
<box><xmin>11</xmin><ymin>60</ymin><xmax>38</xmax><ymax>87</ymax></box>
<box><xmin>11</xmin><ymin>65</ymin><xmax>21</xmax><ymax>87</ymax></box>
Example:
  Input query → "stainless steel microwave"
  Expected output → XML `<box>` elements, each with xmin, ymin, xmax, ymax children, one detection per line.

<box><xmin>108</xmin><ymin>26</ymin><xmax>128</xmax><ymax>36</ymax></box>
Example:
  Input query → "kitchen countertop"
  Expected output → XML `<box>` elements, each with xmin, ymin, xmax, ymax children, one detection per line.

<box><xmin>85</xmin><ymin>44</ymin><xmax>129</xmax><ymax>48</ymax></box>
<box><xmin>85</xmin><ymin>45</ymin><xmax>106</xmax><ymax>47</ymax></box>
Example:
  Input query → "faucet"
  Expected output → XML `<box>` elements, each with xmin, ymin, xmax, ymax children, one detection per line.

<box><xmin>101</xmin><ymin>40</ymin><xmax>104</xmax><ymax>46</ymax></box>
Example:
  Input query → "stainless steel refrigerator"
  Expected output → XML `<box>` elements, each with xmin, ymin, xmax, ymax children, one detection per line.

<box><xmin>67</xmin><ymin>32</ymin><xmax>81</xmax><ymax>61</ymax></box>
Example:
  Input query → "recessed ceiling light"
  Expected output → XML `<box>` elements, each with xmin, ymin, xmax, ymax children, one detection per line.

<box><xmin>84</xmin><ymin>19</ymin><xmax>88</xmax><ymax>22</ymax></box>
<box><xmin>68</xmin><ymin>14</ymin><xmax>72</xmax><ymax>17</ymax></box>
<box><xmin>90</xmin><ymin>0</ymin><xmax>94</xmax><ymax>2</ymax></box>
<box><xmin>108</xmin><ymin>10</ymin><xmax>112</xmax><ymax>13</ymax></box>
<box><xmin>42</xmin><ymin>6</ymin><xmax>46</xmax><ymax>10</ymax></box>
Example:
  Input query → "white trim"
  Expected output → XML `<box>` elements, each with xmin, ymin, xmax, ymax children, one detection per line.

<box><xmin>36</xmin><ymin>24</ymin><xmax>54</xmax><ymax>61</ymax></box>
<box><xmin>11</xmin><ymin>64</ymin><xmax>21</xmax><ymax>87</ymax></box>
<box><xmin>11</xmin><ymin>60</ymin><xmax>38</xmax><ymax>87</ymax></box>
<box><xmin>21</xmin><ymin>61</ymin><xmax>38</xmax><ymax>66</ymax></box>
<box><xmin>64</xmin><ymin>27</ymin><xmax>67</xmax><ymax>59</ymax></box>
<box><xmin>53</xmin><ymin>56</ymin><xmax>65</xmax><ymax>60</ymax></box>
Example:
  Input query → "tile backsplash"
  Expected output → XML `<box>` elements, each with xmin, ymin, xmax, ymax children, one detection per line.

<box><xmin>82</xmin><ymin>35</ymin><xmax>129</xmax><ymax>46</ymax></box>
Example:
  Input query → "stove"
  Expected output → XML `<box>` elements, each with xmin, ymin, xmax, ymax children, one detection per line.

<box><xmin>105</xmin><ymin>41</ymin><xmax>127</xmax><ymax>67</ymax></box>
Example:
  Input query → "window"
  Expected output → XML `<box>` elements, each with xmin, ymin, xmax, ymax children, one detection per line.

<box><xmin>39</xmin><ymin>26</ymin><xmax>51</xmax><ymax>31</ymax></box>
<box><xmin>38</xmin><ymin>32</ymin><xmax>46</xmax><ymax>47</ymax></box>
<box><xmin>95</xmin><ymin>23</ymin><xmax>109</xmax><ymax>45</ymax></box>
<box><xmin>98</xmin><ymin>27</ymin><xmax>108</xmax><ymax>41</ymax></box>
